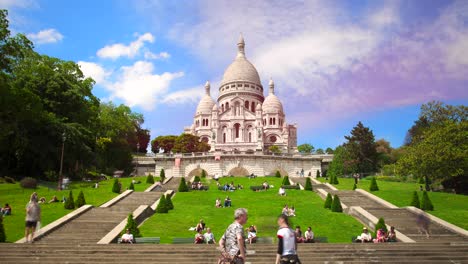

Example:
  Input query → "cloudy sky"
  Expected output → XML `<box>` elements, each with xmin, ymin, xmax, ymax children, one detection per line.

<box><xmin>2</xmin><ymin>0</ymin><xmax>467</xmax><ymax>150</ymax></box>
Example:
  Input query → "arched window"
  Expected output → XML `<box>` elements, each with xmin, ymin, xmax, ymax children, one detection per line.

<box><xmin>226</xmin><ymin>102</ymin><xmax>229</xmax><ymax>109</ymax></box>
<box><xmin>269</xmin><ymin>118</ymin><xmax>272</xmax><ymax>125</ymax></box>
<box><xmin>273</xmin><ymin>118</ymin><xmax>276</xmax><ymax>125</ymax></box>
<box><xmin>206</xmin><ymin>119</ymin><xmax>209</xmax><ymax>126</ymax></box>
<box><xmin>251</xmin><ymin>101</ymin><xmax>255</xmax><ymax>112</ymax></box>
<box><xmin>222</xmin><ymin>104</ymin><xmax>224</xmax><ymax>112</ymax></box>
<box><xmin>234</xmin><ymin>123</ymin><xmax>240</xmax><ymax>138</ymax></box>
<box><xmin>245</xmin><ymin>101</ymin><xmax>249</xmax><ymax>109</ymax></box>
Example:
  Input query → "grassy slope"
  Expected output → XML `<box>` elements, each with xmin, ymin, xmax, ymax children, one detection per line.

<box><xmin>140</xmin><ymin>177</ymin><xmax>363</xmax><ymax>243</ymax></box>
<box><xmin>318</xmin><ymin>177</ymin><xmax>468</xmax><ymax>230</ymax></box>
<box><xmin>0</xmin><ymin>176</ymin><xmax>156</xmax><ymax>242</ymax></box>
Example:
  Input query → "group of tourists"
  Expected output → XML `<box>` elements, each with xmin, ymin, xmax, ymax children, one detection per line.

<box><xmin>281</xmin><ymin>204</ymin><xmax>296</xmax><ymax>217</ymax></box>
<box><xmin>218</xmin><ymin>181</ymin><xmax>243</xmax><ymax>191</ymax></box>
<box><xmin>215</xmin><ymin>197</ymin><xmax>232</xmax><ymax>208</ymax></box>
<box><xmin>354</xmin><ymin>226</ymin><xmax>397</xmax><ymax>243</ymax></box>
<box><xmin>294</xmin><ymin>226</ymin><xmax>315</xmax><ymax>243</ymax></box>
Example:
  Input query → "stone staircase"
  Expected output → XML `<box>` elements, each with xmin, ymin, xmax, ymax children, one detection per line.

<box><xmin>1</xmin><ymin>242</ymin><xmax>467</xmax><ymax>263</ymax></box>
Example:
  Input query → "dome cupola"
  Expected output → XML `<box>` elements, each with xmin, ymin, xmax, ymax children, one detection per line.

<box><xmin>196</xmin><ymin>81</ymin><xmax>216</xmax><ymax>114</ymax></box>
<box><xmin>262</xmin><ymin>78</ymin><xmax>284</xmax><ymax>113</ymax></box>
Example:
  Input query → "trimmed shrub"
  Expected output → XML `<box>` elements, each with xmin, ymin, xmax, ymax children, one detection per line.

<box><xmin>146</xmin><ymin>174</ymin><xmax>155</xmax><ymax>184</ymax></box>
<box><xmin>0</xmin><ymin>214</ymin><xmax>6</xmax><ymax>242</ymax></box>
<box><xmin>282</xmin><ymin>176</ymin><xmax>290</xmax><ymax>186</ymax></box>
<box><xmin>421</xmin><ymin>191</ymin><xmax>434</xmax><ymax>211</ymax></box>
<box><xmin>275</xmin><ymin>171</ymin><xmax>281</xmax><ymax>178</ymax></box>
<box><xmin>128</xmin><ymin>182</ymin><xmax>135</xmax><ymax>190</ymax></box>
<box><xmin>165</xmin><ymin>194</ymin><xmax>174</xmax><ymax>210</ymax></box>
<box><xmin>410</xmin><ymin>191</ymin><xmax>420</xmax><ymax>208</ymax></box>
<box><xmin>156</xmin><ymin>195</ymin><xmax>168</xmax><ymax>213</ymax></box>
<box><xmin>178</xmin><ymin>178</ymin><xmax>189</xmax><ymax>192</ymax></box>
<box><xmin>20</xmin><ymin>177</ymin><xmax>37</xmax><ymax>189</ymax></box>
<box><xmin>112</xmin><ymin>178</ymin><xmax>121</xmax><ymax>194</ymax></box>
<box><xmin>375</xmin><ymin>217</ymin><xmax>388</xmax><ymax>233</ymax></box>
<box><xmin>324</xmin><ymin>193</ymin><xmax>333</xmax><ymax>209</ymax></box>
<box><xmin>352</xmin><ymin>183</ymin><xmax>357</xmax><ymax>190</ymax></box>
<box><xmin>201</xmin><ymin>170</ymin><xmax>206</xmax><ymax>178</ymax></box>
<box><xmin>316</xmin><ymin>170</ymin><xmax>320</xmax><ymax>178</ymax></box>
<box><xmin>122</xmin><ymin>213</ymin><xmax>140</xmax><ymax>238</ymax></box>
<box><xmin>333</xmin><ymin>175</ymin><xmax>339</xmax><ymax>184</ymax></box>
<box><xmin>4</xmin><ymin>176</ymin><xmax>15</xmax><ymax>184</ymax></box>
<box><xmin>304</xmin><ymin>177</ymin><xmax>313</xmax><ymax>191</ymax></box>
<box><xmin>160</xmin><ymin>169</ymin><xmax>166</xmax><ymax>183</ymax></box>
<box><xmin>369</xmin><ymin>177</ymin><xmax>379</xmax><ymax>192</ymax></box>
<box><xmin>194</xmin><ymin>176</ymin><xmax>201</xmax><ymax>183</ymax></box>
<box><xmin>64</xmin><ymin>191</ymin><xmax>75</xmax><ymax>210</ymax></box>
<box><xmin>75</xmin><ymin>191</ymin><xmax>86</xmax><ymax>208</ymax></box>
<box><xmin>331</xmin><ymin>194</ymin><xmax>343</xmax><ymax>212</ymax></box>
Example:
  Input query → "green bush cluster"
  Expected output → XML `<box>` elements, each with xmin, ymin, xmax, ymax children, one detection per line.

<box><xmin>275</xmin><ymin>171</ymin><xmax>281</xmax><ymax>178</ymax></box>
<box><xmin>156</xmin><ymin>195</ymin><xmax>170</xmax><ymax>213</ymax></box>
<box><xmin>64</xmin><ymin>191</ymin><xmax>75</xmax><ymax>210</ymax></box>
<box><xmin>410</xmin><ymin>191</ymin><xmax>420</xmax><ymax>208</ymax></box>
<box><xmin>324</xmin><ymin>193</ymin><xmax>333</xmax><ymax>209</ymax></box>
<box><xmin>282</xmin><ymin>176</ymin><xmax>290</xmax><ymax>186</ymax></box>
<box><xmin>160</xmin><ymin>169</ymin><xmax>166</xmax><ymax>183</ymax></box>
<box><xmin>128</xmin><ymin>182</ymin><xmax>134</xmax><ymax>190</ymax></box>
<box><xmin>421</xmin><ymin>191</ymin><xmax>434</xmax><ymax>211</ymax></box>
<box><xmin>20</xmin><ymin>177</ymin><xmax>37</xmax><ymax>189</ymax></box>
<box><xmin>374</xmin><ymin>217</ymin><xmax>387</xmax><ymax>233</ymax></box>
<box><xmin>331</xmin><ymin>194</ymin><xmax>343</xmax><ymax>213</ymax></box>
<box><xmin>4</xmin><ymin>176</ymin><xmax>15</xmax><ymax>184</ymax></box>
<box><xmin>146</xmin><ymin>174</ymin><xmax>155</xmax><ymax>184</ymax></box>
<box><xmin>166</xmin><ymin>194</ymin><xmax>174</xmax><ymax>210</ymax></box>
<box><xmin>194</xmin><ymin>176</ymin><xmax>201</xmax><ymax>183</ymax></box>
<box><xmin>329</xmin><ymin>175</ymin><xmax>339</xmax><ymax>185</ymax></box>
<box><xmin>112</xmin><ymin>178</ymin><xmax>121</xmax><ymax>193</ymax></box>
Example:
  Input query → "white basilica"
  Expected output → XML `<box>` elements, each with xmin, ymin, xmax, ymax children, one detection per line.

<box><xmin>184</xmin><ymin>35</ymin><xmax>297</xmax><ymax>153</ymax></box>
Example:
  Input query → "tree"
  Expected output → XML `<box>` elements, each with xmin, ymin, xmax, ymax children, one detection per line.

<box><xmin>112</xmin><ymin>178</ymin><xmax>121</xmax><ymax>193</ymax></box>
<box><xmin>327</xmin><ymin>146</ymin><xmax>356</xmax><ymax>179</ymax></box>
<box><xmin>165</xmin><ymin>194</ymin><xmax>174</xmax><ymax>210</ymax></box>
<box><xmin>269</xmin><ymin>145</ymin><xmax>281</xmax><ymax>154</ymax></box>
<box><xmin>282</xmin><ymin>176</ymin><xmax>290</xmax><ymax>186</ymax></box>
<box><xmin>172</xmin><ymin>133</ymin><xmax>210</xmax><ymax>153</ymax></box>
<box><xmin>325</xmin><ymin>147</ymin><xmax>334</xmax><ymax>154</ymax></box>
<box><xmin>146</xmin><ymin>174</ymin><xmax>154</xmax><ymax>184</ymax></box>
<box><xmin>201</xmin><ymin>170</ymin><xmax>206</xmax><ymax>178</ymax></box>
<box><xmin>376</xmin><ymin>139</ymin><xmax>393</xmax><ymax>168</ymax></box>
<box><xmin>64</xmin><ymin>191</ymin><xmax>75</xmax><ymax>209</ymax></box>
<box><xmin>297</xmin><ymin>144</ymin><xmax>314</xmax><ymax>154</ymax></box>
<box><xmin>374</xmin><ymin>217</ymin><xmax>388</xmax><ymax>233</ymax></box>
<box><xmin>75</xmin><ymin>190</ymin><xmax>86</xmax><ymax>208</ymax></box>
<box><xmin>324</xmin><ymin>193</ymin><xmax>333</xmax><ymax>209</ymax></box>
<box><xmin>194</xmin><ymin>176</ymin><xmax>201</xmax><ymax>182</ymax></box>
<box><xmin>178</xmin><ymin>177</ymin><xmax>189</xmax><ymax>192</ymax></box>
<box><xmin>155</xmin><ymin>195</ymin><xmax>168</xmax><ymax>213</ymax></box>
<box><xmin>316</xmin><ymin>148</ymin><xmax>324</xmax><ymax>154</ymax></box>
<box><xmin>331</xmin><ymin>194</ymin><xmax>343</xmax><ymax>212</ymax></box>
<box><xmin>421</xmin><ymin>191</ymin><xmax>434</xmax><ymax>211</ymax></box>
<box><xmin>344</xmin><ymin>122</ymin><xmax>379</xmax><ymax>174</ymax></box>
<box><xmin>304</xmin><ymin>177</ymin><xmax>313</xmax><ymax>191</ymax></box>
<box><xmin>275</xmin><ymin>171</ymin><xmax>281</xmax><ymax>178</ymax></box>
<box><xmin>128</xmin><ymin>182</ymin><xmax>134</xmax><ymax>190</ymax></box>
<box><xmin>410</xmin><ymin>191</ymin><xmax>420</xmax><ymax>208</ymax></box>
<box><xmin>160</xmin><ymin>169</ymin><xmax>166</xmax><ymax>183</ymax></box>
<box><xmin>369</xmin><ymin>177</ymin><xmax>379</xmax><ymax>192</ymax></box>
<box><xmin>329</xmin><ymin>174</ymin><xmax>339</xmax><ymax>185</ymax></box>
<box><xmin>0</xmin><ymin>215</ymin><xmax>6</xmax><ymax>242</ymax></box>
<box><xmin>151</xmin><ymin>135</ymin><xmax>177</xmax><ymax>153</ymax></box>
<box><xmin>122</xmin><ymin>213</ymin><xmax>140</xmax><ymax>238</ymax></box>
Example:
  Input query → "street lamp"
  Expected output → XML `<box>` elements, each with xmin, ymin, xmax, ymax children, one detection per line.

<box><xmin>58</xmin><ymin>132</ymin><xmax>66</xmax><ymax>190</ymax></box>
<box><xmin>136</xmin><ymin>142</ymin><xmax>140</xmax><ymax>176</ymax></box>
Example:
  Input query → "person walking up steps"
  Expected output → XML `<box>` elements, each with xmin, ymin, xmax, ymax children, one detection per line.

<box><xmin>218</xmin><ymin>208</ymin><xmax>248</xmax><ymax>264</ymax></box>
<box><xmin>24</xmin><ymin>192</ymin><xmax>41</xmax><ymax>243</ymax></box>
<box><xmin>276</xmin><ymin>214</ymin><xmax>301</xmax><ymax>264</ymax></box>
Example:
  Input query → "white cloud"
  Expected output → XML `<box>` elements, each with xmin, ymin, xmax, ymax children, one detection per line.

<box><xmin>162</xmin><ymin>86</ymin><xmax>204</xmax><ymax>105</ymax></box>
<box><xmin>144</xmin><ymin>51</ymin><xmax>170</xmax><ymax>60</ymax></box>
<box><xmin>0</xmin><ymin>0</ymin><xmax>37</xmax><ymax>9</ymax></box>
<box><xmin>106</xmin><ymin>61</ymin><xmax>184</xmax><ymax>110</ymax></box>
<box><xmin>77</xmin><ymin>61</ymin><xmax>111</xmax><ymax>84</ymax></box>
<box><xmin>27</xmin><ymin>28</ymin><xmax>63</xmax><ymax>44</ymax></box>
<box><xmin>97</xmin><ymin>33</ymin><xmax>155</xmax><ymax>60</ymax></box>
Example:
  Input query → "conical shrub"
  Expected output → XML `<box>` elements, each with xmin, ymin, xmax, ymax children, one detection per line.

<box><xmin>329</xmin><ymin>174</ymin><xmax>334</xmax><ymax>184</ymax></box>
<box><xmin>128</xmin><ymin>182</ymin><xmax>135</xmax><ymax>190</ymax></box>
<box><xmin>331</xmin><ymin>194</ymin><xmax>343</xmax><ymax>212</ymax></box>
<box><xmin>333</xmin><ymin>175</ymin><xmax>339</xmax><ymax>184</ymax></box>
<box><xmin>122</xmin><ymin>213</ymin><xmax>140</xmax><ymax>238</ymax></box>
<box><xmin>421</xmin><ymin>191</ymin><xmax>434</xmax><ymax>211</ymax></box>
<box><xmin>201</xmin><ymin>170</ymin><xmax>206</xmax><ymax>178</ymax></box>
<box><xmin>282</xmin><ymin>176</ymin><xmax>290</xmax><ymax>186</ymax></box>
<box><xmin>352</xmin><ymin>183</ymin><xmax>357</xmax><ymax>190</ymax></box>
<box><xmin>194</xmin><ymin>176</ymin><xmax>201</xmax><ymax>182</ymax></box>
<box><xmin>304</xmin><ymin>177</ymin><xmax>313</xmax><ymax>191</ymax></box>
<box><xmin>0</xmin><ymin>215</ymin><xmax>6</xmax><ymax>242</ymax></box>
<box><xmin>275</xmin><ymin>171</ymin><xmax>281</xmax><ymax>178</ymax></box>
<box><xmin>178</xmin><ymin>178</ymin><xmax>189</xmax><ymax>192</ymax></box>
<box><xmin>369</xmin><ymin>177</ymin><xmax>379</xmax><ymax>192</ymax></box>
<box><xmin>64</xmin><ymin>191</ymin><xmax>75</xmax><ymax>209</ymax></box>
<box><xmin>324</xmin><ymin>193</ymin><xmax>333</xmax><ymax>209</ymax></box>
<box><xmin>160</xmin><ymin>169</ymin><xmax>166</xmax><ymax>183</ymax></box>
<box><xmin>374</xmin><ymin>217</ymin><xmax>388</xmax><ymax>233</ymax></box>
<box><xmin>75</xmin><ymin>190</ymin><xmax>86</xmax><ymax>208</ymax></box>
<box><xmin>156</xmin><ymin>195</ymin><xmax>168</xmax><ymax>213</ymax></box>
<box><xmin>410</xmin><ymin>191</ymin><xmax>420</xmax><ymax>208</ymax></box>
<box><xmin>112</xmin><ymin>178</ymin><xmax>121</xmax><ymax>193</ymax></box>
<box><xmin>165</xmin><ymin>194</ymin><xmax>174</xmax><ymax>210</ymax></box>
<box><xmin>146</xmin><ymin>174</ymin><xmax>155</xmax><ymax>184</ymax></box>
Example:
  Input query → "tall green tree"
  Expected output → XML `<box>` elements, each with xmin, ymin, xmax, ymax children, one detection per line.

<box><xmin>315</xmin><ymin>148</ymin><xmax>324</xmax><ymax>154</ymax></box>
<box><xmin>327</xmin><ymin>146</ymin><xmax>356</xmax><ymax>178</ymax></box>
<box><xmin>297</xmin><ymin>144</ymin><xmax>314</xmax><ymax>154</ymax></box>
<box><xmin>325</xmin><ymin>147</ymin><xmax>334</xmax><ymax>154</ymax></box>
<box><xmin>172</xmin><ymin>133</ymin><xmax>210</xmax><ymax>153</ymax></box>
<box><xmin>344</xmin><ymin>122</ymin><xmax>378</xmax><ymax>174</ymax></box>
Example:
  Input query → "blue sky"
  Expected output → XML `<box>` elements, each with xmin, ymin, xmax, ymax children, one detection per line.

<box><xmin>2</xmin><ymin>0</ymin><xmax>467</xmax><ymax>150</ymax></box>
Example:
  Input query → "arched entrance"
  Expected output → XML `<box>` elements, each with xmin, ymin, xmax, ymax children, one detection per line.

<box><xmin>187</xmin><ymin>168</ymin><xmax>208</xmax><ymax>177</ymax></box>
<box><xmin>227</xmin><ymin>167</ymin><xmax>249</xmax><ymax>176</ymax></box>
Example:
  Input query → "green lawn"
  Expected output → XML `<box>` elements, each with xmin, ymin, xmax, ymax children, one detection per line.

<box><xmin>0</xmin><ymin>176</ymin><xmax>155</xmax><ymax>242</ymax></box>
<box><xmin>318</xmin><ymin>177</ymin><xmax>468</xmax><ymax>230</ymax></box>
<box><xmin>139</xmin><ymin>177</ymin><xmax>363</xmax><ymax>243</ymax></box>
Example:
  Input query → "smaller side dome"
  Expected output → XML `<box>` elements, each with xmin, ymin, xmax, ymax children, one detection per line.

<box><xmin>263</xmin><ymin>78</ymin><xmax>283</xmax><ymax>113</ymax></box>
<box><xmin>212</xmin><ymin>104</ymin><xmax>218</xmax><ymax>111</ymax></box>
<box><xmin>256</xmin><ymin>102</ymin><xmax>262</xmax><ymax>111</ymax></box>
<box><xmin>196</xmin><ymin>81</ymin><xmax>215</xmax><ymax>114</ymax></box>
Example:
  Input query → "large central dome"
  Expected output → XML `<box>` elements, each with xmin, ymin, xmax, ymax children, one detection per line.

<box><xmin>220</xmin><ymin>35</ymin><xmax>262</xmax><ymax>87</ymax></box>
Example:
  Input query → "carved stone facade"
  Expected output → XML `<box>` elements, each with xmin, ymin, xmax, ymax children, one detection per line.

<box><xmin>184</xmin><ymin>35</ymin><xmax>297</xmax><ymax>153</ymax></box>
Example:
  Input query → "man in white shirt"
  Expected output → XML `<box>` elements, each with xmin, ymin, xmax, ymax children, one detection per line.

<box><xmin>204</xmin><ymin>228</ymin><xmax>216</xmax><ymax>244</ymax></box>
<box><xmin>356</xmin><ymin>227</ymin><xmax>372</xmax><ymax>243</ymax></box>
<box><xmin>304</xmin><ymin>226</ymin><xmax>314</xmax><ymax>243</ymax></box>
<box><xmin>279</xmin><ymin>187</ymin><xmax>286</xmax><ymax>196</ymax></box>
<box><xmin>121</xmin><ymin>229</ymin><xmax>134</xmax><ymax>244</ymax></box>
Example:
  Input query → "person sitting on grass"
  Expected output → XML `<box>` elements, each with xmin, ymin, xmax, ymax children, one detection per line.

<box><xmin>262</xmin><ymin>181</ymin><xmax>269</xmax><ymax>190</ymax></box>
<box><xmin>215</xmin><ymin>198</ymin><xmax>222</xmax><ymax>208</ymax></box>
<box><xmin>48</xmin><ymin>195</ymin><xmax>59</xmax><ymax>203</ymax></box>
<box><xmin>279</xmin><ymin>187</ymin><xmax>286</xmax><ymax>196</ymax></box>
<box><xmin>194</xmin><ymin>230</ymin><xmax>205</xmax><ymax>244</ymax></box>
<box><xmin>281</xmin><ymin>205</ymin><xmax>289</xmax><ymax>216</ymax></box>
<box><xmin>223</xmin><ymin>183</ymin><xmax>229</xmax><ymax>191</ymax></box>
<box><xmin>204</xmin><ymin>228</ymin><xmax>216</xmax><ymax>244</ymax></box>
<box><xmin>295</xmin><ymin>226</ymin><xmax>304</xmax><ymax>243</ymax></box>
<box><xmin>247</xmin><ymin>225</ymin><xmax>257</xmax><ymax>244</ymax></box>
<box><xmin>224</xmin><ymin>196</ymin><xmax>232</xmax><ymax>207</ymax></box>
<box><xmin>355</xmin><ymin>227</ymin><xmax>372</xmax><ymax>243</ymax></box>
<box><xmin>386</xmin><ymin>226</ymin><xmax>397</xmax><ymax>242</ymax></box>
<box><xmin>237</xmin><ymin>184</ymin><xmax>243</xmax><ymax>190</ymax></box>
<box><xmin>38</xmin><ymin>197</ymin><xmax>46</xmax><ymax>204</ymax></box>
<box><xmin>1</xmin><ymin>203</ymin><xmax>11</xmax><ymax>216</ymax></box>
<box><xmin>121</xmin><ymin>229</ymin><xmax>134</xmax><ymax>244</ymax></box>
<box><xmin>374</xmin><ymin>228</ymin><xmax>386</xmax><ymax>243</ymax></box>
<box><xmin>288</xmin><ymin>206</ymin><xmax>296</xmax><ymax>216</ymax></box>
<box><xmin>304</xmin><ymin>227</ymin><xmax>314</xmax><ymax>243</ymax></box>
<box><xmin>196</xmin><ymin>219</ymin><xmax>206</xmax><ymax>232</ymax></box>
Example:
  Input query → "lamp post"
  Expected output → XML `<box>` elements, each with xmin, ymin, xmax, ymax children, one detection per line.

<box><xmin>58</xmin><ymin>132</ymin><xmax>66</xmax><ymax>190</ymax></box>
<box><xmin>136</xmin><ymin>142</ymin><xmax>140</xmax><ymax>176</ymax></box>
